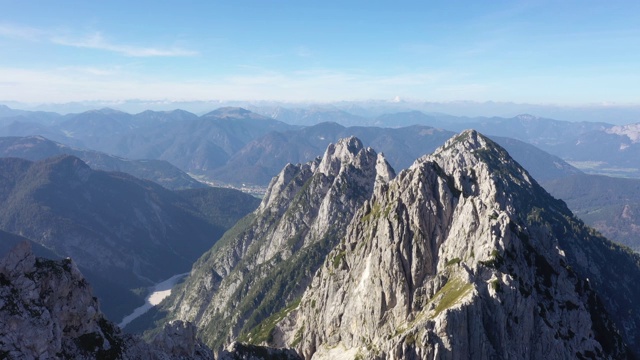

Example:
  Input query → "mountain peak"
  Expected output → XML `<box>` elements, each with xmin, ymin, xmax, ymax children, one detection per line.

<box><xmin>202</xmin><ymin>107</ymin><xmax>255</xmax><ymax>119</ymax></box>
<box><xmin>39</xmin><ymin>155</ymin><xmax>92</xmax><ymax>181</ymax></box>
<box><xmin>515</xmin><ymin>113</ymin><xmax>539</xmax><ymax>120</ymax></box>
<box><xmin>83</xmin><ymin>107</ymin><xmax>126</xmax><ymax>115</ymax></box>
<box><xmin>425</xmin><ymin>129</ymin><xmax>534</xmax><ymax>195</ymax></box>
<box><xmin>317</xmin><ymin>136</ymin><xmax>367</xmax><ymax>176</ymax></box>
<box><xmin>375</xmin><ymin>152</ymin><xmax>396</xmax><ymax>186</ymax></box>
<box><xmin>434</xmin><ymin>129</ymin><xmax>495</xmax><ymax>155</ymax></box>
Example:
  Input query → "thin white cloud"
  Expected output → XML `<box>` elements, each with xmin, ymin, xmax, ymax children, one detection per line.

<box><xmin>0</xmin><ymin>23</ymin><xmax>42</xmax><ymax>40</ymax></box>
<box><xmin>51</xmin><ymin>32</ymin><xmax>198</xmax><ymax>57</ymax></box>
<box><xmin>295</xmin><ymin>46</ymin><xmax>313</xmax><ymax>58</ymax></box>
<box><xmin>0</xmin><ymin>64</ymin><xmax>473</xmax><ymax>104</ymax></box>
<box><xmin>0</xmin><ymin>23</ymin><xmax>197</xmax><ymax>57</ymax></box>
<box><xmin>57</xmin><ymin>66</ymin><xmax>122</xmax><ymax>76</ymax></box>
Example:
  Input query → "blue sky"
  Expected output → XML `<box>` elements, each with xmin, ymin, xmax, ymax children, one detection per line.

<box><xmin>1</xmin><ymin>1</ymin><xmax>639</xmax><ymax>105</ymax></box>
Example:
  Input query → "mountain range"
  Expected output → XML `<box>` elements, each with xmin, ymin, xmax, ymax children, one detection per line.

<box><xmin>0</xmin><ymin>104</ymin><xmax>640</xmax><ymax>248</ymax></box>
<box><xmin>6</xmin><ymin>100</ymin><xmax>640</xmax><ymax>124</ymax></box>
<box><xmin>2</xmin><ymin>104</ymin><xmax>639</xmax><ymax>183</ymax></box>
<box><xmin>2</xmin><ymin>129</ymin><xmax>640</xmax><ymax>358</ymax></box>
<box><xmin>8</xmin><ymin>104</ymin><xmax>640</xmax><ymax>249</ymax></box>
<box><xmin>0</xmin><ymin>135</ymin><xmax>204</xmax><ymax>190</ymax></box>
<box><xmin>543</xmin><ymin>173</ymin><xmax>640</xmax><ymax>251</ymax></box>
<box><xmin>1</xmin><ymin>103</ymin><xmax>638</xmax><ymax>264</ymax></box>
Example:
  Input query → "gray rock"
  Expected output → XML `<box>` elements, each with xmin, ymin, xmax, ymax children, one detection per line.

<box><xmin>0</xmin><ymin>241</ymin><xmax>213</xmax><ymax>359</ymax></box>
<box><xmin>278</xmin><ymin>130</ymin><xmax>637</xmax><ymax>359</ymax></box>
<box><xmin>218</xmin><ymin>342</ymin><xmax>301</xmax><ymax>360</ymax></box>
<box><xmin>161</xmin><ymin>137</ymin><xmax>395</xmax><ymax>350</ymax></box>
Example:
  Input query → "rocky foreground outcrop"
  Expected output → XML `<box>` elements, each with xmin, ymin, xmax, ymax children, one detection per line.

<box><xmin>274</xmin><ymin>130</ymin><xmax>640</xmax><ymax>359</ymax></box>
<box><xmin>218</xmin><ymin>342</ymin><xmax>301</xmax><ymax>360</ymax></box>
<box><xmin>0</xmin><ymin>241</ymin><xmax>213</xmax><ymax>359</ymax></box>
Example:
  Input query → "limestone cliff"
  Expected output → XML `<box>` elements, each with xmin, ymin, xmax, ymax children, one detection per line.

<box><xmin>277</xmin><ymin>130</ymin><xmax>640</xmax><ymax>359</ymax></box>
<box><xmin>161</xmin><ymin>137</ymin><xmax>395</xmax><ymax>350</ymax></box>
<box><xmin>0</xmin><ymin>241</ymin><xmax>213</xmax><ymax>359</ymax></box>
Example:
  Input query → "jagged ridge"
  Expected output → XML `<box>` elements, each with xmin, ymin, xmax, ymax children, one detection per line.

<box><xmin>158</xmin><ymin>137</ymin><xmax>395</xmax><ymax>350</ymax></box>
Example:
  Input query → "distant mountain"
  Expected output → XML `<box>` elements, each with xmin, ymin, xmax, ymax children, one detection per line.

<box><xmin>212</xmin><ymin>123</ymin><xmax>455</xmax><ymax>185</ymax></box>
<box><xmin>211</xmin><ymin>122</ymin><xmax>580</xmax><ymax>186</ymax></box>
<box><xmin>0</xmin><ymin>104</ymin><xmax>62</xmax><ymax>126</ymax></box>
<box><xmin>489</xmin><ymin>136</ymin><xmax>582</xmax><ymax>182</ymax></box>
<box><xmin>174</xmin><ymin>187</ymin><xmax>263</xmax><ymax>230</ymax></box>
<box><xmin>0</xmin><ymin>135</ymin><xmax>205</xmax><ymax>190</ymax></box>
<box><xmin>438</xmin><ymin>114</ymin><xmax>608</xmax><ymax>140</ymax></box>
<box><xmin>248</xmin><ymin>105</ymin><xmax>368</xmax><ymax>126</ymax></box>
<box><xmin>0</xmin><ymin>106</ymin><xmax>299</xmax><ymax>180</ymax></box>
<box><xmin>0</xmin><ymin>155</ymin><xmax>259</xmax><ymax>320</ymax></box>
<box><xmin>7</xmin><ymin>100</ymin><xmax>640</xmax><ymax>124</ymax></box>
<box><xmin>263</xmin><ymin>110</ymin><xmax>637</xmax><ymax>180</ymax></box>
<box><xmin>556</xmin><ymin>128</ymin><xmax>640</xmax><ymax>178</ymax></box>
<box><xmin>1</xmin><ymin>103</ymin><xmax>637</xmax><ymax>181</ymax></box>
<box><xmin>543</xmin><ymin>173</ymin><xmax>640</xmax><ymax>251</ymax></box>
<box><xmin>370</xmin><ymin>110</ymin><xmax>444</xmax><ymax>127</ymax></box>
<box><xmin>57</xmin><ymin>108</ymin><xmax>134</xmax><ymax>149</ymax></box>
<box><xmin>94</xmin><ymin>107</ymin><xmax>298</xmax><ymax>178</ymax></box>
<box><xmin>419</xmin><ymin>114</ymin><xmax>640</xmax><ymax>177</ymax></box>
<box><xmin>133</xmin><ymin>109</ymin><xmax>199</xmax><ymax>125</ymax></box>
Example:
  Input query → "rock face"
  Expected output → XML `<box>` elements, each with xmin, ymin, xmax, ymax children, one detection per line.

<box><xmin>0</xmin><ymin>241</ymin><xmax>213</xmax><ymax>359</ymax></box>
<box><xmin>151</xmin><ymin>320</ymin><xmax>214</xmax><ymax>359</ymax></box>
<box><xmin>276</xmin><ymin>130</ymin><xmax>640</xmax><ymax>359</ymax></box>
<box><xmin>218</xmin><ymin>342</ymin><xmax>302</xmax><ymax>360</ymax></box>
<box><xmin>161</xmin><ymin>137</ymin><xmax>395</xmax><ymax>350</ymax></box>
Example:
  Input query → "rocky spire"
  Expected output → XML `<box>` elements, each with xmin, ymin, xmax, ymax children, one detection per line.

<box><xmin>316</xmin><ymin>136</ymin><xmax>365</xmax><ymax>176</ymax></box>
<box><xmin>160</xmin><ymin>137</ymin><xmax>396</xmax><ymax>350</ymax></box>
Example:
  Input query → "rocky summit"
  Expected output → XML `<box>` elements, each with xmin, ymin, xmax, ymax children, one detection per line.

<box><xmin>159</xmin><ymin>136</ymin><xmax>395</xmax><ymax>350</ymax></box>
<box><xmin>0</xmin><ymin>240</ymin><xmax>213</xmax><ymax>359</ymax></box>
<box><xmin>272</xmin><ymin>130</ymin><xmax>640</xmax><ymax>359</ymax></box>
